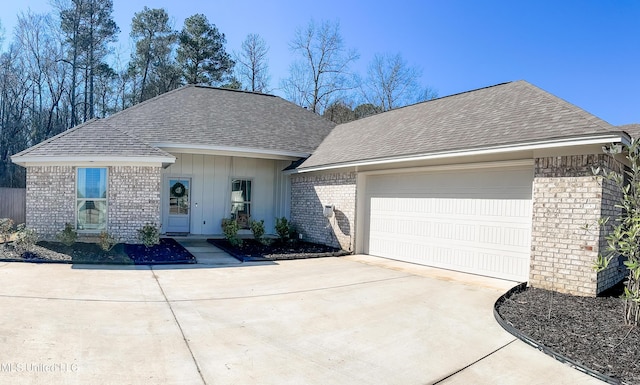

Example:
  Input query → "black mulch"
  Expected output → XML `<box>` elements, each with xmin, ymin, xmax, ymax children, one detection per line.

<box><xmin>497</xmin><ymin>284</ymin><xmax>640</xmax><ymax>385</ymax></box>
<box><xmin>0</xmin><ymin>238</ymin><xmax>195</xmax><ymax>265</ymax></box>
<box><xmin>208</xmin><ymin>238</ymin><xmax>350</xmax><ymax>262</ymax></box>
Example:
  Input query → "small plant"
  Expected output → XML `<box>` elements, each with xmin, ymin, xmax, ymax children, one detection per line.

<box><xmin>222</xmin><ymin>218</ymin><xmax>242</xmax><ymax>247</ymax></box>
<box><xmin>0</xmin><ymin>218</ymin><xmax>14</xmax><ymax>248</ymax></box>
<box><xmin>275</xmin><ymin>217</ymin><xmax>290</xmax><ymax>242</ymax></box>
<box><xmin>56</xmin><ymin>223</ymin><xmax>77</xmax><ymax>246</ymax></box>
<box><xmin>250</xmin><ymin>219</ymin><xmax>266</xmax><ymax>244</ymax></box>
<box><xmin>137</xmin><ymin>223</ymin><xmax>159</xmax><ymax>248</ymax></box>
<box><xmin>98</xmin><ymin>231</ymin><xmax>118</xmax><ymax>252</ymax></box>
<box><xmin>14</xmin><ymin>224</ymin><xmax>38</xmax><ymax>255</ymax></box>
<box><xmin>593</xmin><ymin>139</ymin><xmax>640</xmax><ymax>326</ymax></box>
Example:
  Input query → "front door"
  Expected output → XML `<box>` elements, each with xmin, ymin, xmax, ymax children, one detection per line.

<box><xmin>166</xmin><ymin>178</ymin><xmax>191</xmax><ymax>233</ymax></box>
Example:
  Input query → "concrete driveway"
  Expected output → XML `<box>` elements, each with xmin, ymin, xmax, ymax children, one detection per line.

<box><xmin>0</xmin><ymin>255</ymin><xmax>602</xmax><ymax>385</ymax></box>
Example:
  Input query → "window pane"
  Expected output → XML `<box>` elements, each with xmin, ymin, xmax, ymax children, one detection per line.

<box><xmin>77</xmin><ymin>168</ymin><xmax>107</xmax><ymax>198</ymax></box>
<box><xmin>169</xmin><ymin>180</ymin><xmax>189</xmax><ymax>215</ymax></box>
<box><xmin>231</xmin><ymin>179</ymin><xmax>251</xmax><ymax>229</ymax></box>
<box><xmin>77</xmin><ymin>200</ymin><xmax>107</xmax><ymax>230</ymax></box>
<box><xmin>245</xmin><ymin>181</ymin><xmax>251</xmax><ymax>202</ymax></box>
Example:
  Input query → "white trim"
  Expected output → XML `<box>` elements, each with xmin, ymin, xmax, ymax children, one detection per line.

<box><xmin>155</xmin><ymin>143</ymin><xmax>309</xmax><ymax>160</ymax></box>
<box><xmin>358</xmin><ymin>159</ymin><xmax>534</xmax><ymax>176</ymax></box>
<box><xmin>11</xmin><ymin>155</ymin><xmax>175</xmax><ymax>167</ymax></box>
<box><xmin>296</xmin><ymin>134</ymin><xmax>628</xmax><ymax>173</ymax></box>
<box><xmin>76</xmin><ymin>167</ymin><xmax>109</xmax><ymax>233</ymax></box>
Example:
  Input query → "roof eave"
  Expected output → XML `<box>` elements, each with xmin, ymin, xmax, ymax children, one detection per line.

<box><xmin>155</xmin><ymin>143</ymin><xmax>310</xmax><ymax>160</ymax></box>
<box><xmin>295</xmin><ymin>133</ymin><xmax>630</xmax><ymax>173</ymax></box>
<box><xmin>11</xmin><ymin>155</ymin><xmax>176</xmax><ymax>167</ymax></box>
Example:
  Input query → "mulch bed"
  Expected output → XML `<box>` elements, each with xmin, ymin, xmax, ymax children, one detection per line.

<box><xmin>0</xmin><ymin>238</ymin><xmax>195</xmax><ymax>265</ymax></box>
<box><xmin>208</xmin><ymin>238</ymin><xmax>349</xmax><ymax>262</ymax></box>
<box><xmin>497</xmin><ymin>284</ymin><xmax>640</xmax><ymax>384</ymax></box>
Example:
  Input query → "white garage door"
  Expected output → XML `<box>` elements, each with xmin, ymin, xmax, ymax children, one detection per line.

<box><xmin>365</xmin><ymin>166</ymin><xmax>533</xmax><ymax>281</ymax></box>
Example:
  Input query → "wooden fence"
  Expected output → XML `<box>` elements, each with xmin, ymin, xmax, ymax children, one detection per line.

<box><xmin>0</xmin><ymin>188</ymin><xmax>26</xmax><ymax>225</ymax></box>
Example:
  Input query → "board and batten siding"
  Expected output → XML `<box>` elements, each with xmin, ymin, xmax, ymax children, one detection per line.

<box><xmin>161</xmin><ymin>153</ymin><xmax>291</xmax><ymax>235</ymax></box>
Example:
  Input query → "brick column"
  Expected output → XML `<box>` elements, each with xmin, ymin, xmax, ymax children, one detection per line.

<box><xmin>530</xmin><ymin>154</ymin><xmax>625</xmax><ymax>296</ymax></box>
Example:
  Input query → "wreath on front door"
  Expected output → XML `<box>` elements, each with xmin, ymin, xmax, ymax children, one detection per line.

<box><xmin>171</xmin><ymin>182</ymin><xmax>187</xmax><ymax>198</ymax></box>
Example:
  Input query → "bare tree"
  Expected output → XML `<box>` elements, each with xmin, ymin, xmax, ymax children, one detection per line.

<box><xmin>15</xmin><ymin>11</ymin><xmax>68</xmax><ymax>141</ymax></box>
<box><xmin>234</xmin><ymin>33</ymin><xmax>270</xmax><ymax>93</ymax></box>
<box><xmin>281</xmin><ymin>19</ymin><xmax>358</xmax><ymax>114</ymax></box>
<box><xmin>361</xmin><ymin>53</ymin><xmax>437</xmax><ymax>111</ymax></box>
<box><xmin>0</xmin><ymin>44</ymin><xmax>30</xmax><ymax>187</ymax></box>
<box><xmin>322</xmin><ymin>100</ymin><xmax>355</xmax><ymax>124</ymax></box>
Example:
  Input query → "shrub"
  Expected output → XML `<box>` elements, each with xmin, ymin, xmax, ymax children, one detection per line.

<box><xmin>222</xmin><ymin>218</ymin><xmax>242</xmax><ymax>247</ymax></box>
<box><xmin>137</xmin><ymin>223</ymin><xmax>160</xmax><ymax>248</ymax></box>
<box><xmin>593</xmin><ymin>139</ymin><xmax>640</xmax><ymax>326</ymax></box>
<box><xmin>250</xmin><ymin>219</ymin><xmax>265</xmax><ymax>244</ymax></box>
<box><xmin>56</xmin><ymin>223</ymin><xmax>77</xmax><ymax>246</ymax></box>
<box><xmin>275</xmin><ymin>217</ymin><xmax>290</xmax><ymax>242</ymax></box>
<box><xmin>98</xmin><ymin>231</ymin><xmax>118</xmax><ymax>252</ymax></box>
<box><xmin>0</xmin><ymin>218</ymin><xmax>14</xmax><ymax>248</ymax></box>
<box><xmin>14</xmin><ymin>224</ymin><xmax>38</xmax><ymax>255</ymax></box>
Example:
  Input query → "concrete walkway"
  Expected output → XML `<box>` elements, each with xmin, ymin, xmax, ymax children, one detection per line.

<box><xmin>173</xmin><ymin>238</ymin><xmax>242</xmax><ymax>266</ymax></box>
<box><xmin>0</xmin><ymin>255</ymin><xmax>604</xmax><ymax>384</ymax></box>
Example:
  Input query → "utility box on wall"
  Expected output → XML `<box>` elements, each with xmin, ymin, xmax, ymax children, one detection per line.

<box><xmin>323</xmin><ymin>204</ymin><xmax>334</xmax><ymax>218</ymax></box>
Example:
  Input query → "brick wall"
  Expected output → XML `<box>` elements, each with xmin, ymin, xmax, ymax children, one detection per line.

<box><xmin>109</xmin><ymin>166</ymin><xmax>161</xmax><ymax>243</ymax></box>
<box><xmin>25</xmin><ymin>165</ymin><xmax>161</xmax><ymax>243</ymax></box>
<box><xmin>530</xmin><ymin>154</ymin><xmax>625</xmax><ymax>296</ymax></box>
<box><xmin>25</xmin><ymin>166</ymin><xmax>76</xmax><ymax>239</ymax></box>
<box><xmin>290</xmin><ymin>172</ymin><xmax>356</xmax><ymax>251</ymax></box>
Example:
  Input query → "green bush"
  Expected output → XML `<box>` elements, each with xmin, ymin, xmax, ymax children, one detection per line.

<box><xmin>57</xmin><ymin>223</ymin><xmax>77</xmax><ymax>246</ymax></box>
<box><xmin>14</xmin><ymin>224</ymin><xmax>38</xmax><ymax>255</ymax></box>
<box><xmin>98</xmin><ymin>231</ymin><xmax>118</xmax><ymax>252</ymax></box>
<box><xmin>275</xmin><ymin>217</ymin><xmax>290</xmax><ymax>241</ymax></box>
<box><xmin>0</xmin><ymin>218</ymin><xmax>14</xmax><ymax>247</ymax></box>
<box><xmin>222</xmin><ymin>218</ymin><xmax>242</xmax><ymax>247</ymax></box>
<box><xmin>137</xmin><ymin>223</ymin><xmax>160</xmax><ymax>248</ymax></box>
<box><xmin>594</xmin><ymin>139</ymin><xmax>640</xmax><ymax>326</ymax></box>
<box><xmin>250</xmin><ymin>219</ymin><xmax>265</xmax><ymax>244</ymax></box>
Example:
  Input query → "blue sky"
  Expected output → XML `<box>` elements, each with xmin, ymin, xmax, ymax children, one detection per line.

<box><xmin>2</xmin><ymin>0</ymin><xmax>639</xmax><ymax>125</ymax></box>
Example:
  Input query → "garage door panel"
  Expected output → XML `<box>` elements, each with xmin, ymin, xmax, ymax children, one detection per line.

<box><xmin>366</xmin><ymin>167</ymin><xmax>532</xmax><ymax>282</ymax></box>
<box><xmin>371</xmin><ymin>197</ymin><xmax>531</xmax><ymax>220</ymax></box>
<box><xmin>369</xmin><ymin>236</ymin><xmax>530</xmax><ymax>281</ymax></box>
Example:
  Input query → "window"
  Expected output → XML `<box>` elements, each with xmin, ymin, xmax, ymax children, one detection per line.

<box><xmin>231</xmin><ymin>179</ymin><xmax>251</xmax><ymax>229</ymax></box>
<box><xmin>77</xmin><ymin>168</ymin><xmax>107</xmax><ymax>231</ymax></box>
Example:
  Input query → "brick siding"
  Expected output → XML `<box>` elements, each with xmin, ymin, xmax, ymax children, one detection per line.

<box><xmin>25</xmin><ymin>166</ymin><xmax>76</xmax><ymax>239</ymax></box>
<box><xmin>25</xmin><ymin>165</ymin><xmax>161</xmax><ymax>243</ymax></box>
<box><xmin>290</xmin><ymin>172</ymin><xmax>356</xmax><ymax>251</ymax></box>
<box><xmin>530</xmin><ymin>155</ymin><xmax>625</xmax><ymax>296</ymax></box>
<box><xmin>108</xmin><ymin>166</ymin><xmax>161</xmax><ymax>243</ymax></box>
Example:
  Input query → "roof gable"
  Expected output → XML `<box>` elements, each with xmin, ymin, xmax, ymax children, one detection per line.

<box><xmin>299</xmin><ymin>81</ymin><xmax>616</xmax><ymax>170</ymax></box>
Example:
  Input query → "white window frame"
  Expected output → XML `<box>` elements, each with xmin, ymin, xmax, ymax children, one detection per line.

<box><xmin>230</xmin><ymin>178</ymin><xmax>252</xmax><ymax>229</ymax></box>
<box><xmin>76</xmin><ymin>167</ymin><xmax>108</xmax><ymax>232</ymax></box>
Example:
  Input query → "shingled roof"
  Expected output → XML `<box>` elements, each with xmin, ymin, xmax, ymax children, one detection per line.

<box><xmin>106</xmin><ymin>85</ymin><xmax>335</xmax><ymax>156</ymax></box>
<box><xmin>298</xmin><ymin>81</ymin><xmax>618</xmax><ymax>170</ymax></box>
<box><xmin>619</xmin><ymin>124</ymin><xmax>640</xmax><ymax>139</ymax></box>
<box><xmin>12</xmin><ymin>119</ymin><xmax>174</xmax><ymax>164</ymax></box>
<box><xmin>12</xmin><ymin>85</ymin><xmax>336</xmax><ymax>165</ymax></box>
